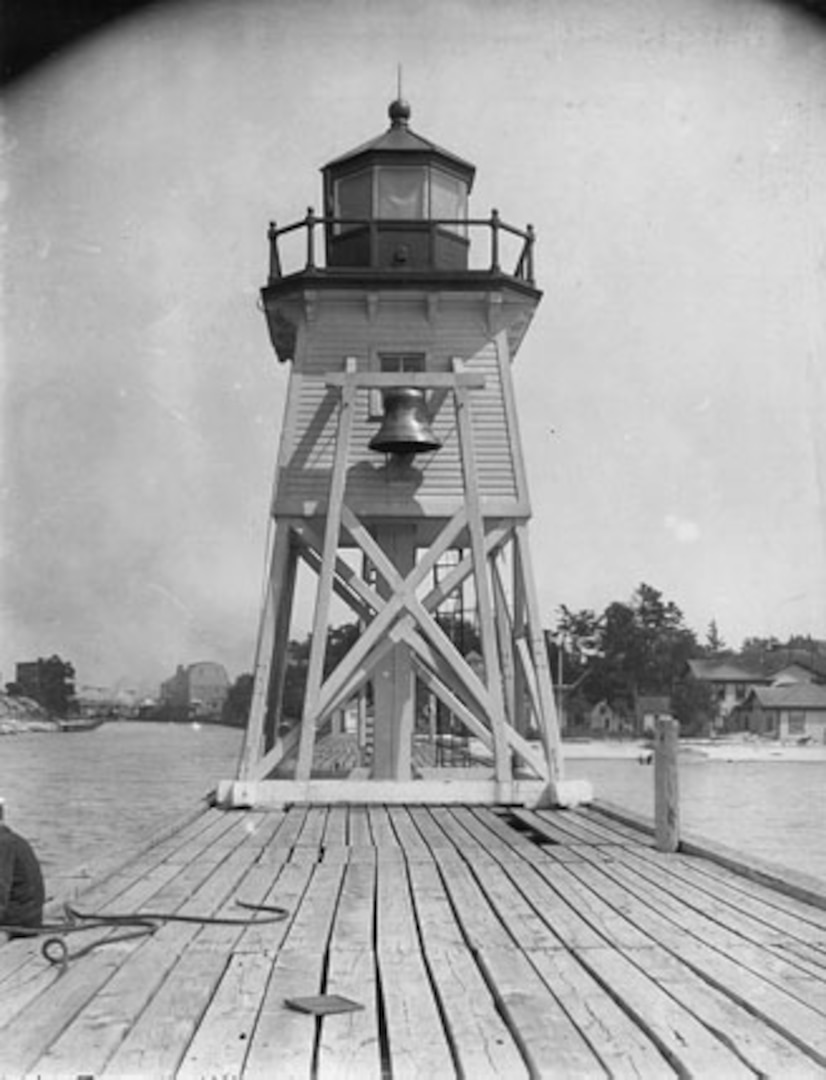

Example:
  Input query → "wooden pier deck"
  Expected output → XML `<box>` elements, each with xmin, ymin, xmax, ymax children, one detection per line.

<box><xmin>2</xmin><ymin>802</ymin><xmax>826</xmax><ymax>1078</ymax></box>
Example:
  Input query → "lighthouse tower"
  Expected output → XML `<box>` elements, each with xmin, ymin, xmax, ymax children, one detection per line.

<box><xmin>220</xmin><ymin>100</ymin><xmax>573</xmax><ymax>807</ymax></box>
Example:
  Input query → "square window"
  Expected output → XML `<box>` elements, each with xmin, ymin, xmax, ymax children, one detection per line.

<box><xmin>431</xmin><ymin>169</ymin><xmax>468</xmax><ymax>235</ymax></box>
<box><xmin>334</xmin><ymin>171</ymin><xmax>371</xmax><ymax>233</ymax></box>
<box><xmin>370</xmin><ymin>353</ymin><xmax>426</xmax><ymax>419</ymax></box>
<box><xmin>376</xmin><ymin>167</ymin><xmax>426</xmax><ymax>219</ymax></box>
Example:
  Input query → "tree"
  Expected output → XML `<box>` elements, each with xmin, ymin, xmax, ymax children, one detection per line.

<box><xmin>280</xmin><ymin>622</ymin><xmax>363</xmax><ymax>721</ymax></box>
<box><xmin>705</xmin><ymin>619</ymin><xmax>726</xmax><ymax>654</ymax></box>
<box><xmin>222</xmin><ymin>673</ymin><xmax>254</xmax><ymax>728</ymax></box>
<box><xmin>671</xmin><ymin>676</ymin><xmax>715</xmax><ymax>737</ymax></box>
<box><xmin>581</xmin><ymin>584</ymin><xmax>698</xmax><ymax>715</ymax></box>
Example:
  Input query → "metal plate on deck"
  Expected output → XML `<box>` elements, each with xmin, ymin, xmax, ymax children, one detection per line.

<box><xmin>284</xmin><ymin>994</ymin><xmax>364</xmax><ymax>1016</ymax></box>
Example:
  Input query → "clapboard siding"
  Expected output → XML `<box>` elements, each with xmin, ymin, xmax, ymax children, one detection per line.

<box><xmin>273</xmin><ymin>300</ymin><xmax>520</xmax><ymax>513</ymax></box>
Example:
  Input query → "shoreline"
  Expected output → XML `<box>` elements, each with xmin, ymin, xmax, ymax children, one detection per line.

<box><xmin>562</xmin><ymin>736</ymin><xmax>826</xmax><ymax>762</ymax></box>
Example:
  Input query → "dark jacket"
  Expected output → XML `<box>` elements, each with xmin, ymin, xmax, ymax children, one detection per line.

<box><xmin>0</xmin><ymin>824</ymin><xmax>45</xmax><ymax>929</ymax></box>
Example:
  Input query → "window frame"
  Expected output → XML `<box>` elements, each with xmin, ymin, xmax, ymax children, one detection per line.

<box><xmin>369</xmin><ymin>350</ymin><xmax>428</xmax><ymax>420</ymax></box>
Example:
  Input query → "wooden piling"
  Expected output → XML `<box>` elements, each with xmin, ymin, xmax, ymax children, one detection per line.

<box><xmin>654</xmin><ymin>716</ymin><xmax>680</xmax><ymax>852</ymax></box>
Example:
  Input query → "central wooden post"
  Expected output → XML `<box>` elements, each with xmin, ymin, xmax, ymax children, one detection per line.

<box><xmin>372</xmin><ymin>523</ymin><xmax>416</xmax><ymax>779</ymax></box>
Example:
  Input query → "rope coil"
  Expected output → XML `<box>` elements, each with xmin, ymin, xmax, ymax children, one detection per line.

<box><xmin>1</xmin><ymin>900</ymin><xmax>289</xmax><ymax>972</ymax></box>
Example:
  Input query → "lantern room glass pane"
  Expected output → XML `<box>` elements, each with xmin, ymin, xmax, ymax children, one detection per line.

<box><xmin>430</xmin><ymin>169</ymin><xmax>467</xmax><ymax>234</ymax></box>
<box><xmin>334</xmin><ymin>171</ymin><xmax>371</xmax><ymax>232</ymax></box>
<box><xmin>376</xmin><ymin>167</ymin><xmax>426</xmax><ymax>219</ymax></box>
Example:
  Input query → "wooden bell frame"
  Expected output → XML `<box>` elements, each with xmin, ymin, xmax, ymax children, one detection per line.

<box><xmin>222</xmin><ymin>358</ymin><xmax>564</xmax><ymax>807</ymax></box>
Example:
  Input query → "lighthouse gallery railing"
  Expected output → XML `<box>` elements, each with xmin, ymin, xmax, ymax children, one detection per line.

<box><xmin>266</xmin><ymin>210</ymin><xmax>536</xmax><ymax>286</ymax></box>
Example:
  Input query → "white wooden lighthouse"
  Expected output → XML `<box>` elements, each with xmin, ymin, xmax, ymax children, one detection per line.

<box><xmin>219</xmin><ymin>99</ymin><xmax>577</xmax><ymax>807</ymax></box>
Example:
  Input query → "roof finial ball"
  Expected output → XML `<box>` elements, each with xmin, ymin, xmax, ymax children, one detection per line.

<box><xmin>388</xmin><ymin>97</ymin><xmax>411</xmax><ymax>129</ymax></box>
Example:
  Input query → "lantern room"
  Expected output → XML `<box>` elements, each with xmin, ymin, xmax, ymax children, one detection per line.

<box><xmin>323</xmin><ymin>98</ymin><xmax>475</xmax><ymax>272</ymax></box>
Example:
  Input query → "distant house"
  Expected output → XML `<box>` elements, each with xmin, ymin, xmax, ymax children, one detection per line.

<box><xmin>685</xmin><ymin>659</ymin><xmax>769</xmax><ymax>728</ymax></box>
<box><xmin>769</xmin><ymin>661</ymin><xmax>823</xmax><ymax>687</ymax></box>
<box><xmin>732</xmin><ymin>684</ymin><xmax>826</xmax><ymax>743</ymax></box>
<box><xmin>763</xmin><ymin>648</ymin><xmax>826</xmax><ymax>685</ymax></box>
<box><xmin>635</xmin><ymin>695</ymin><xmax>672</xmax><ymax>735</ymax></box>
<box><xmin>159</xmin><ymin>662</ymin><xmax>230</xmax><ymax>721</ymax></box>
<box><xmin>589</xmin><ymin>700</ymin><xmax>625</xmax><ymax>736</ymax></box>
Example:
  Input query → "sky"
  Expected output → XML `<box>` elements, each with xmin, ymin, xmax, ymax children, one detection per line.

<box><xmin>2</xmin><ymin>0</ymin><xmax>826</xmax><ymax>693</ymax></box>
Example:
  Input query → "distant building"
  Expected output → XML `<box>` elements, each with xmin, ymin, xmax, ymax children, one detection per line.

<box><xmin>589</xmin><ymin>700</ymin><xmax>625</xmax><ymax>736</ymax></box>
<box><xmin>635</xmin><ymin>695</ymin><xmax>672</xmax><ymax>735</ymax></box>
<box><xmin>14</xmin><ymin>662</ymin><xmax>43</xmax><ymax>700</ymax></box>
<box><xmin>159</xmin><ymin>662</ymin><xmax>230</xmax><ymax>720</ymax></box>
<box><xmin>768</xmin><ymin>661</ymin><xmax>824</xmax><ymax>687</ymax></box>
<box><xmin>685</xmin><ymin>659</ymin><xmax>769</xmax><ymax>727</ymax></box>
<box><xmin>732</xmin><ymin>684</ymin><xmax>826</xmax><ymax>744</ymax></box>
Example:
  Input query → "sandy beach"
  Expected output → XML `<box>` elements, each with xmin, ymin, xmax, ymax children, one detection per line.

<box><xmin>562</xmin><ymin>736</ymin><xmax>826</xmax><ymax>762</ymax></box>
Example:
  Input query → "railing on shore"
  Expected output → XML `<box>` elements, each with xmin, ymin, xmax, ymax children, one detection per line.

<box><xmin>266</xmin><ymin>208</ymin><xmax>536</xmax><ymax>285</ymax></box>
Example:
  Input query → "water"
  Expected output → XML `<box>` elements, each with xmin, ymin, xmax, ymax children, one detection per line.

<box><xmin>566</xmin><ymin>755</ymin><xmax>826</xmax><ymax>884</ymax></box>
<box><xmin>0</xmin><ymin>721</ymin><xmax>243</xmax><ymax>902</ymax></box>
<box><xmin>1</xmin><ymin>724</ymin><xmax>824</xmax><ymax>900</ymax></box>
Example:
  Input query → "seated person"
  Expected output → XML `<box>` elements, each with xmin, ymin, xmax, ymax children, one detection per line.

<box><xmin>0</xmin><ymin>823</ymin><xmax>45</xmax><ymax>935</ymax></box>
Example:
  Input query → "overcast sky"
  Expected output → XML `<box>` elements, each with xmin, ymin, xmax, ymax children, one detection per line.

<box><xmin>2</xmin><ymin>0</ymin><xmax>825</xmax><ymax>692</ymax></box>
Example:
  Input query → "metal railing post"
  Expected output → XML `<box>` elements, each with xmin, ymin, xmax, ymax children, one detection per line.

<box><xmin>268</xmin><ymin>221</ymin><xmax>281</xmax><ymax>281</ymax></box>
<box><xmin>305</xmin><ymin>207</ymin><xmax>316</xmax><ymax>270</ymax></box>
<box><xmin>490</xmin><ymin>209</ymin><xmax>501</xmax><ymax>273</ymax></box>
<box><xmin>526</xmin><ymin>224</ymin><xmax>535</xmax><ymax>285</ymax></box>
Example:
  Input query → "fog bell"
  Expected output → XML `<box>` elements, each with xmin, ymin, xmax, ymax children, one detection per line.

<box><xmin>369</xmin><ymin>387</ymin><xmax>442</xmax><ymax>457</ymax></box>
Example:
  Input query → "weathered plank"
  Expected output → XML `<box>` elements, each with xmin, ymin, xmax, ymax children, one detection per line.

<box><xmin>3</xmin><ymin>814</ymin><xmax>272</xmax><ymax>1077</ymax></box>
<box><xmin>4</xmin><ymin>800</ymin><xmax>826</xmax><ymax>1079</ymax></box>
<box><xmin>270</xmin><ymin>804</ymin><xmax>310</xmax><ymax>847</ymax></box>
<box><xmin>419</xmin><ymin>944</ymin><xmax>530</xmax><ymax>1079</ymax></box>
<box><xmin>629</xmin><ymin>844</ymin><xmax>826</xmax><ymax>942</ymax></box>
<box><xmin>374</xmin><ymin>855</ymin><xmax>456</xmax><ymax>1077</ymax></box>
<box><xmin>578</xmin><ymin>946</ymin><xmax>755</xmax><ymax>1078</ymax></box>
<box><xmin>176</xmin><ymin>860</ymin><xmax>316</xmax><ymax>1079</ymax></box>
<box><xmin>294</xmin><ymin>804</ymin><xmax>329</xmax><ymax>849</ymax></box>
<box><xmin>243</xmin><ymin>861</ymin><xmax>347</xmax><ymax>1079</ymax></box>
<box><xmin>615</xmin><ymin>847</ymin><xmax>795</xmax><ymax>946</ymax></box>
<box><xmin>348</xmin><ymin>803</ymin><xmax>372</xmax><ymax>845</ymax></box>
<box><xmin>54</xmin><ymin>813</ymin><xmax>286</xmax><ymax>1077</ymax></box>
<box><xmin>529</xmin><ymin>948</ymin><xmax>675</xmax><ymax>1079</ymax></box>
<box><xmin>318</xmin><ymin>947</ymin><xmax>382</xmax><ymax>1079</ymax></box>
<box><xmin>615</xmin><ymin>942</ymin><xmax>826</xmax><ymax>1077</ymax></box>
<box><xmin>0</xmin><ymin>811</ymin><xmax>251</xmax><ymax>1034</ymax></box>
<box><xmin>317</xmin><ymin>858</ymin><xmax>382</xmax><ymax>1079</ymax></box>
<box><xmin>568</xmin><ymin>859</ymin><xmax>826</xmax><ymax>1064</ymax></box>
<box><xmin>404</xmin><ymin>859</ymin><xmax>527</xmax><ymax>1072</ymax></box>
<box><xmin>386</xmin><ymin>804</ymin><xmax>433</xmax><ymax>860</ymax></box>
<box><xmin>576</xmin><ymin>852</ymin><xmax>826</xmax><ymax>1016</ymax></box>
<box><xmin>367</xmin><ymin>803</ymin><xmax>399</xmax><ymax>848</ymax></box>
<box><xmin>242</xmin><ymin>946</ymin><xmax>327</xmax><ymax>1080</ymax></box>
<box><xmin>323</xmin><ymin>803</ymin><xmax>349</xmax><ymax>848</ymax></box>
<box><xmin>477</xmin><ymin>944</ymin><xmax>608</xmax><ymax>1078</ymax></box>
<box><xmin>660</xmin><ymin>853</ymin><xmax>826</xmax><ymax>933</ymax></box>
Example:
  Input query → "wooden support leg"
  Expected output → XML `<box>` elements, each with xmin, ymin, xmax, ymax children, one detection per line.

<box><xmin>296</xmin><ymin>372</ymin><xmax>356</xmax><ymax>781</ymax></box>
<box><xmin>514</xmin><ymin>523</ymin><xmax>563</xmax><ymax>787</ymax></box>
<box><xmin>238</xmin><ymin>520</ymin><xmax>295</xmax><ymax>781</ymax></box>
<box><xmin>454</xmin><ymin>367</ymin><xmax>510</xmax><ymax>785</ymax></box>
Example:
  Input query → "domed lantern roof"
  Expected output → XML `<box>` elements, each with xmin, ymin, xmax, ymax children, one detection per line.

<box><xmin>322</xmin><ymin>100</ymin><xmax>476</xmax><ymax>271</ymax></box>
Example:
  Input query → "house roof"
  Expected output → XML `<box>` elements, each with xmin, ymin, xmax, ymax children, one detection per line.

<box><xmin>747</xmin><ymin>684</ymin><xmax>826</xmax><ymax>710</ymax></box>
<box><xmin>763</xmin><ymin>649</ymin><xmax>826</xmax><ymax>681</ymax></box>
<box><xmin>687</xmin><ymin>658</ymin><xmax>767</xmax><ymax>683</ymax></box>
